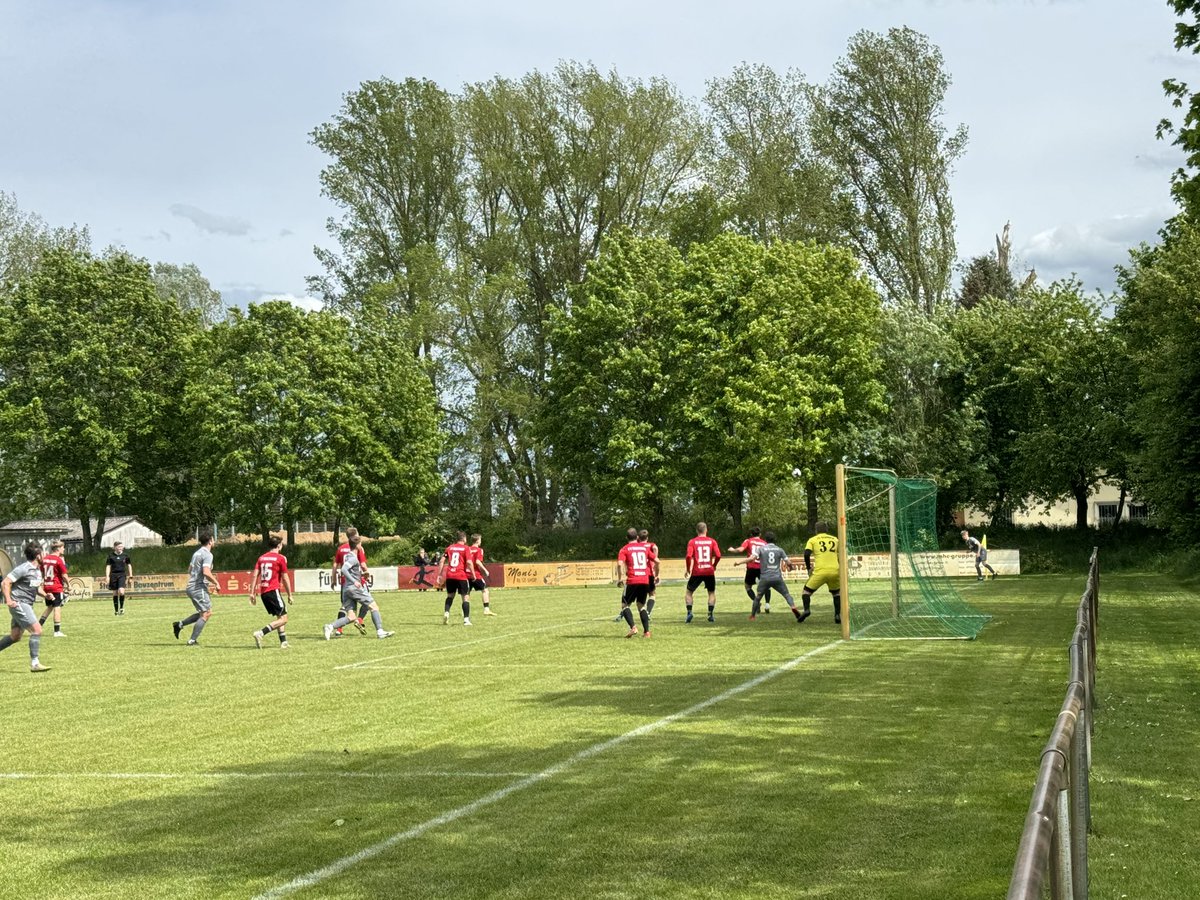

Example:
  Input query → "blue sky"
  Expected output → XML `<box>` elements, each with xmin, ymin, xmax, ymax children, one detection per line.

<box><xmin>0</xmin><ymin>0</ymin><xmax>1189</xmax><ymax>308</ymax></box>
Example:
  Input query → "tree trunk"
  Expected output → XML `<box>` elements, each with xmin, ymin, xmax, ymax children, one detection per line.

<box><xmin>479</xmin><ymin>434</ymin><xmax>493</xmax><ymax>519</ymax></box>
<box><xmin>93</xmin><ymin>511</ymin><xmax>108</xmax><ymax>552</ymax></box>
<box><xmin>77</xmin><ymin>502</ymin><xmax>93</xmax><ymax>553</ymax></box>
<box><xmin>806</xmin><ymin>480</ymin><xmax>819</xmax><ymax>533</ymax></box>
<box><xmin>286</xmin><ymin>519</ymin><xmax>296</xmax><ymax>550</ymax></box>
<box><xmin>1071</xmin><ymin>476</ymin><xmax>1090</xmax><ymax>530</ymax></box>
<box><xmin>730</xmin><ymin>482</ymin><xmax>745</xmax><ymax>534</ymax></box>
<box><xmin>1114</xmin><ymin>483</ymin><xmax>1127</xmax><ymax>529</ymax></box>
<box><xmin>332</xmin><ymin>515</ymin><xmax>342</xmax><ymax>551</ymax></box>
<box><xmin>652</xmin><ymin>497</ymin><xmax>665</xmax><ymax>534</ymax></box>
<box><xmin>577</xmin><ymin>484</ymin><xmax>594</xmax><ymax>530</ymax></box>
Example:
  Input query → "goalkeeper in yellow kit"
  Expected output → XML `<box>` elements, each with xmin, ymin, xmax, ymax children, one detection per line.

<box><xmin>800</xmin><ymin>522</ymin><xmax>843</xmax><ymax>625</ymax></box>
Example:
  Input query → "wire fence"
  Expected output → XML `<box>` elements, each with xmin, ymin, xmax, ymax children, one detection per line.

<box><xmin>1007</xmin><ymin>548</ymin><xmax>1099</xmax><ymax>899</ymax></box>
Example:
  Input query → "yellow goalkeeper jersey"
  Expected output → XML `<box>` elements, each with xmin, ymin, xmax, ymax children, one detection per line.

<box><xmin>805</xmin><ymin>532</ymin><xmax>840</xmax><ymax>575</ymax></box>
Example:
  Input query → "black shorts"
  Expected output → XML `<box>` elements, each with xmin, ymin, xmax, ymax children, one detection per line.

<box><xmin>445</xmin><ymin>578</ymin><xmax>469</xmax><ymax>598</ymax></box>
<box><xmin>109</xmin><ymin>575</ymin><xmax>127</xmax><ymax>591</ymax></box>
<box><xmin>744</xmin><ymin>568</ymin><xmax>761</xmax><ymax>587</ymax></box>
<box><xmin>261</xmin><ymin>590</ymin><xmax>287</xmax><ymax>618</ymax></box>
<box><xmin>45</xmin><ymin>591</ymin><xmax>66</xmax><ymax>608</ymax></box>
<box><xmin>469</xmin><ymin>578</ymin><xmax>487</xmax><ymax>592</ymax></box>
<box><xmin>687</xmin><ymin>574</ymin><xmax>716</xmax><ymax>594</ymax></box>
<box><xmin>623</xmin><ymin>583</ymin><xmax>651</xmax><ymax>605</ymax></box>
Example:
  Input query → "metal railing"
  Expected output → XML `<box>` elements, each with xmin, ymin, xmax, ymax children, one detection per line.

<box><xmin>1007</xmin><ymin>549</ymin><xmax>1099</xmax><ymax>900</ymax></box>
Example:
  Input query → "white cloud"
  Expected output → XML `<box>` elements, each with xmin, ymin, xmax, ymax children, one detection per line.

<box><xmin>1020</xmin><ymin>207</ymin><xmax>1172</xmax><ymax>291</ymax></box>
<box><xmin>168</xmin><ymin>203</ymin><xmax>252</xmax><ymax>236</ymax></box>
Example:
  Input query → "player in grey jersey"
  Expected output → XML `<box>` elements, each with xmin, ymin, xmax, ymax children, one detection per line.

<box><xmin>172</xmin><ymin>531</ymin><xmax>221</xmax><ymax>645</ymax></box>
<box><xmin>323</xmin><ymin>534</ymin><xmax>394</xmax><ymax>640</ymax></box>
<box><xmin>749</xmin><ymin>532</ymin><xmax>808</xmax><ymax>623</ymax></box>
<box><xmin>961</xmin><ymin>530</ymin><xmax>996</xmax><ymax>581</ymax></box>
<box><xmin>1</xmin><ymin>544</ymin><xmax>51</xmax><ymax>672</ymax></box>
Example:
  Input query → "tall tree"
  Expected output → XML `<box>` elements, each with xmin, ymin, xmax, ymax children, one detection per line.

<box><xmin>0</xmin><ymin>191</ymin><xmax>90</xmax><ymax>295</ymax></box>
<box><xmin>189</xmin><ymin>301</ymin><xmax>440</xmax><ymax>545</ymax></box>
<box><xmin>310</xmin><ymin>76</ymin><xmax>465</xmax><ymax>365</ymax></box>
<box><xmin>0</xmin><ymin>249</ymin><xmax>196</xmax><ymax>549</ymax></box>
<box><xmin>1116</xmin><ymin>219</ymin><xmax>1200</xmax><ymax>541</ymax></box>
<box><xmin>704</xmin><ymin>63</ymin><xmax>849</xmax><ymax>244</ymax></box>
<box><xmin>810</xmin><ymin>27</ymin><xmax>967</xmax><ymax>316</ymax></box>
<box><xmin>152</xmin><ymin>261</ymin><xmax>224</xmax><ymax>328</ymax></box>
<box><xmin>460</xmin><ymin>62</ymin><xmax>705</xmax><ymax>525</ymax></box>
<box><xmin>1159</xmin><ymin>0</ymin><xmax>1200</xmax><ymax>217</ymax></box>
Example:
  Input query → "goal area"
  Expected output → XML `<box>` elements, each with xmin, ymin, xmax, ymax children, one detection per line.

<box><xmin>835</xmin><ymin>465</ymin><xmax>990</xmax><ymax>640</ymax></box>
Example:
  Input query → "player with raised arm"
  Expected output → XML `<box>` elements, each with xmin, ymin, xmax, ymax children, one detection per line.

<box><xmin>801</xmin><ymin>522</ymin><xmax>841</xmax><ymax>624</ymax></box>
<box><xmin>332</xmin><ymin>527</ymin><xmax>369</xmax><ymax>635</ymax></box>
<box><xmin>467</xmin><ymin>533</ymin><xmax>494</xmax><ymax>616</ymax></box>
<box><xmin>1</xmin><ymin>544</ymin><xmax>50</xmax><ymax>672</ymax></box>
<box><xmin>38</xmin><ymin>539</ymin><xmax>69</xmax><ymax>636</ymax></box>
<box><xmin>105</xmin><ymin>541</ymin><xmax>132</xmax><ymax>616</ymax></box>
<box><xmin>749</xmin><ymin>531</ymin><xmax>805</xmax><ymax>622</ymax></box>
<box><xmin>437</xmin><ymin>532</ymin><xmax>475</xmax><ymax>626</ymax></box>
<box><xmin>729</xmin><ymin>526</ymin><xmax>772</xmax><ymax>613</ymax></box>
<box><xmin>684</xmin><ymin>522</ymin><xmax>721</xmax><ymax>623</ymax></box>
<box><xmin>173</xmin><ymin>531</ymin><xmax>220</xmax><ymax>645</ymax></box>
<box><xmin>249</xmin><ymin>535</ymin><xmax>293</xmax><ymax>649</ymax></box>
<box><xmin>617</xmin><ymin>527</ymin><xmax>656</xmax><ymax>638</ymax></box>
<box><xmin>962</xmin><ymin>530</ymin><xmax>996</xmax><ymax>581</ymax></box>
<box><xmin>324</xmin><ymin>533</ymin><xmax>393</xmax><ymax>640</ymax></box>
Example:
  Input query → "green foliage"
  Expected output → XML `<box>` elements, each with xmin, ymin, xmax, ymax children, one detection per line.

<box><xmin>152</xmin><ymin>261</ymin><xmax>224</xmax><ymax>329</ymax></box>
<box><xmin>956</xmin><ymin>253</ymin><xmax>1016</xmax><ymax>309</ymax></box>
<box><xmin>704</xmin><ymin>63</ymin><xmax>849</xmax><ymax>244</ymax></box>
<box><xmin>188</xmin><ymin>301</ymin><xmax>440</xmax><ymax>539</ymax></box>
<box><xmin>1159</xmin><ymin>1</ymin><xmax>1200</xmax><ymax>217</ymax></box>
<box><xmin>548</xmin><ymin>232</ymin><xmax>884</xmax><ymax>528</ymax></box>
<box><xmin>1116</xmin><ymin>218</ymin><xmax>1200</xmax><ymax>542</ymax></box>
<box><xmin>0</xmin><ymin>248</ymin><xmax>198</xmax><ymax>549</ymax></box>
<box><xmin>811</xmin><ymin>27</ymin><xmax>967</xmax><ymax>316</ymax></box>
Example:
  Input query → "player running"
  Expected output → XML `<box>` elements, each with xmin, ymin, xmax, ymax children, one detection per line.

<box><xmin>749</xmin><ymin>531</ymin><xmax>806</xmax><ymax>622</ymax></box>
<box><xmin>172</xmin><ymin>531</ymin><xmax>219</xmax><ymax>645</ymax></box>
<box><xmin>467</xmin><ymin>533</ymin><xmax>494</xmax><ymax>616</ymax></box>
<box><xmin>684</xmin><ymin>522</ymin><xmax>721</xmax><ymax>623</ymax></box>
<box><xmin>729</xmin><ymin>527</ymin><xmax>772</xmax><ymax>613</ymax></box>
<box><xmin>801</xmin><ymin>522</ymin><xmax>842</xmax><ymax>625</ymax></box>
<box><xmin>324</xmin><ymin>533</ymin><xmax>394</xmax><ymax>640</ymax></box>
<box><xmin>617</xmin><ymin>527</ymin><xmax>656</xmax><ymax>638</ymax></box>
<box><xmin>436</xmin><ymin>532</ymin><xmax>475</xmax><ymax>626</ymax></box>
<box><xmin>38</xmin><ymin>539</ymin><xmax>69</xmax><ymax>637</ymax></box>
<box><xmin>332</xmin><ymin>527</ymin><xmax>369</xmax><ymax>635</ymax></box>
<box><xmin>1</xmin><ymin>544</ymin><xmax>51</xmax><ymax>672</ymax></box>
<box><xmin>249</xmin><ymin>535</ymin><xmax>293</xmax><ymax>649</ymax></box>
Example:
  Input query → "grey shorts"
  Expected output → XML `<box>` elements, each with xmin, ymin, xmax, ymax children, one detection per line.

<box><xmin>186</xmin><ymin>587</ymin><xmax>212</xmax><ymax>613</ymax></box>
<box><xmin>756</xmin><ymin>576</ymin><xmax>792</xmax><ymax>601</ymax></box>
<box><xmin>342</xmin><ymin>589</ymin><xmax>372</xmax><ymax>612</ymax></box>
<box><xmin>977</xmin><ymin>548</ymin><xmax>989</xmax><ymax>563</ymax></box>
<box><xmin>9</xmin><ymin>602</ymin><xmax>37</xmax><ymax>630</ymax></box>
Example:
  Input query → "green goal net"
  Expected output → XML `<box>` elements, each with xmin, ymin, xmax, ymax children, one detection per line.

<box><xmin>837</xmin><ymin>466</ymin><xmax>990</xmax><ymax>640</ymax></box>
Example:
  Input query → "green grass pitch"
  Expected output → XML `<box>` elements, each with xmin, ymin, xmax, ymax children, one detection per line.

<box><xmin>2</xmin><ymin>574</ymin><xmax>1196</xmax><ymax>899</ymax></box>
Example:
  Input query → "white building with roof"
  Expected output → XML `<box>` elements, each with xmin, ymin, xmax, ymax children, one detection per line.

<box><xmin>0</xmin><ymin>516</ymin><xmax>163</xmax><ymax>558</ymax></box>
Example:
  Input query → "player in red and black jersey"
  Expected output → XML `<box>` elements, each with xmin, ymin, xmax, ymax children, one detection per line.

<box><xmin>249</xmin><ymin>535</ymin><xmax>293</xmax><ymax>649</ymax></box>
<box><xmin>38</xmin><ymin>539</ymin><xmax>70</xmax><ymax>636</ymax></box>
<box><xmin>729</xmin><ymin>526</ymin><xmax>773</xmax><ymax>612</ymax></box>
<box><xmin>467</xmin><ymin>533</ymin><xmax>494</xmax><ymax>616</ymax></box>
<box><xmin>684</xmin><ymin>522</ymin><xmax>722</xmax><ymax>623</ymax></box>
<box><xmin>436</xmin><ymin>531</ymin><xmax>475</xmax><ymax>626</ymax></box>
<box><xmin>331</xmin><ymin>527</ymin><xmax>369</xmax><ymax>635</ymax></box>
<box><xmin>638</xmin><ymin>529</ymin><xmax>660</xmax><ymax>617</ymax></box>
<box><xmin>617</xmin><ymin>527</ymin><xmax>657</xmax><ymax>638</ymax></box>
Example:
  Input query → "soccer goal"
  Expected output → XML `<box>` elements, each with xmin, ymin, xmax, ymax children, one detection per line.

<box><xmin>835</xmin><ymin>464</ymin><xmax>990</xmax><ymax>640</ymax></box>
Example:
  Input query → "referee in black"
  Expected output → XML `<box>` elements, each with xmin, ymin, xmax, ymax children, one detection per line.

<box><xmin>105</xmin><ymin>541</ymin><xmax>133</xmax><ymax>615</ymax></box>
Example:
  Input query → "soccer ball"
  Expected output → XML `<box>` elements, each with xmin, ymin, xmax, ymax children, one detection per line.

<box><xmin>791</xmin><ymin>467</ymin><xmax>802</xmax><ymax>478</ymax></box>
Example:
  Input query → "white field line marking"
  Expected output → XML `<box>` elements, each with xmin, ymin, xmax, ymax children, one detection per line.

<box><xmin>332</xmin><ymin>616</ymin><xmax>609</xmax><ymax>671</ymax></box>
<box><xmin>0</xmin><ymin>771</ymin><xmax>528</xmax><ymax>781</ymax></box>
<box><xmin>255</xmin><ymin>638</ymin><xmax>843</xmax><ymax>900</ymax></box>
<box><xmin>354</xmin><ymin>661</ymin><xmax>799</xmax><ymax>671</ymax></box>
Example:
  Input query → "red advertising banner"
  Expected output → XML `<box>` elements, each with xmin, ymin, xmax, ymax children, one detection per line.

<box><xmin>394</xmin><ymin>565</ymin><xmax>506</xmax><ymax>590</ymax></box>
